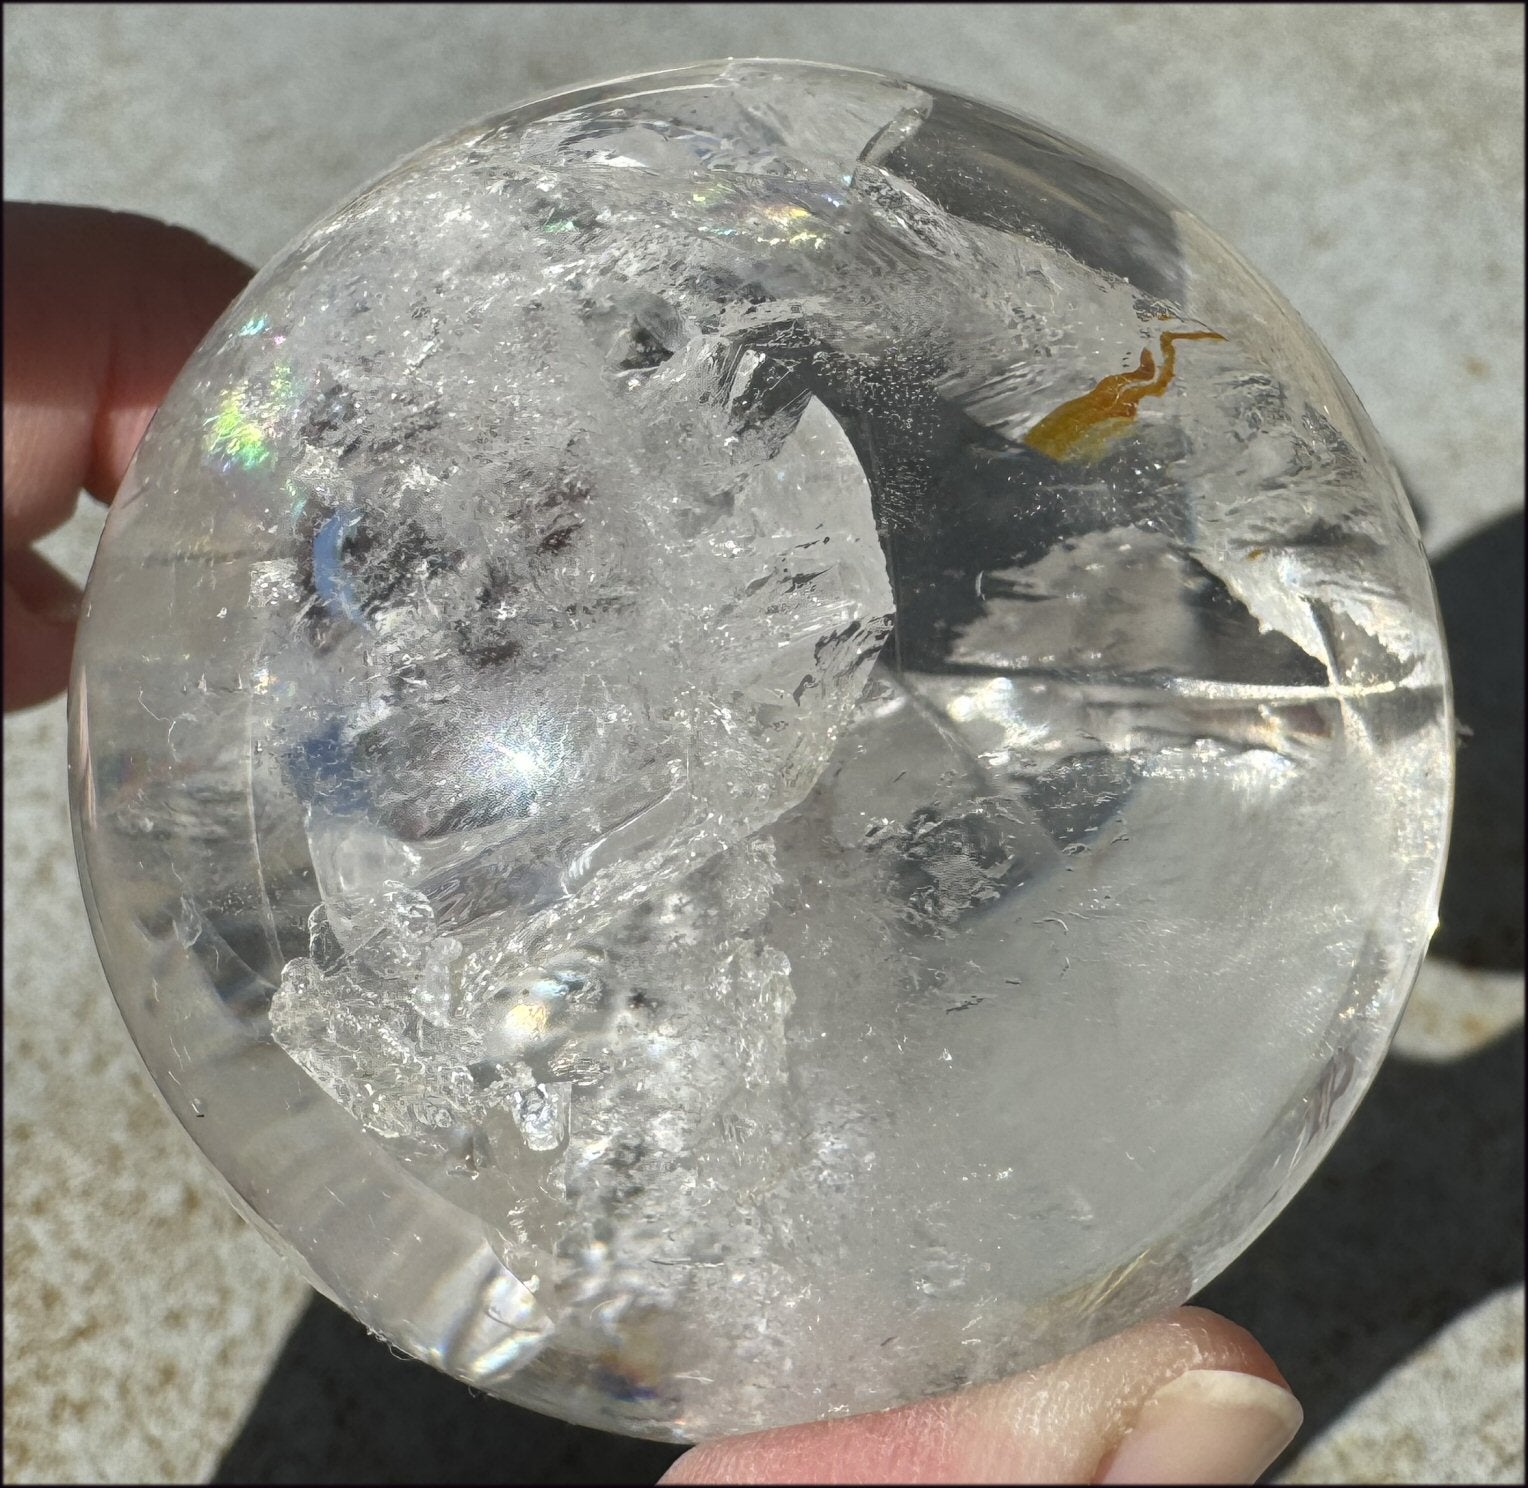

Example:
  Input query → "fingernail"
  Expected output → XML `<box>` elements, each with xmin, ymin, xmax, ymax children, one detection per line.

<box><xmin>1096</xmin><ymin>1368</ymin><xmax>1303</xmax><ymax>1484</ymax></box>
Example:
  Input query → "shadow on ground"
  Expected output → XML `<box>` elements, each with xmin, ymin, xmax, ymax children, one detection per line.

<box><xmin>1199</xmin><ymin>1022</ymin><xmax>1524</xmax><ymax>1472</ymax></box>
<box><xmin>212</xmin><ymin>1301</ymin><xmax>687</xmax><ymax>1484</ymax></box>
<box><xmin>216</xmin><ymin>514</ymin><xmax>1523</xmax><ymax>1484</ymax></box>
<box><xmin>1201</xmin><ymin>505</ymin><xmax>1525</xmax><ymax>1476</ymax></box>
<box><xmin>1429</xmin><ymin>510</ymin><xmax>1525</xmax><ymax>970</ymax></box>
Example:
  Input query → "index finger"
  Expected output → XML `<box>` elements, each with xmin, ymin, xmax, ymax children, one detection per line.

<box><xmin>3</xmin><ymin>202</ymin><xmax>252</xmax><ymax>548</ymax></box>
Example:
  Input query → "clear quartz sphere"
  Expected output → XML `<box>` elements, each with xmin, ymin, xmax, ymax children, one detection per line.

<box><xmin>70</xmin><ymin>59</ymin><xmax>1451</xmax><ymax>1441</ymax></box>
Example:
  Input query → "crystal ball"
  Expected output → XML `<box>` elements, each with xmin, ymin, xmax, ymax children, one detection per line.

<box><xmin>70</xmin><ymin>60</ymin><xmax>1452</xmax><ymax>1440</ymax></box>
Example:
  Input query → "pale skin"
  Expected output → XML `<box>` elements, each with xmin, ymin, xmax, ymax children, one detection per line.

<box><xmin>3</xmin><ymin>203</ymin><xmax>1297</xmax><ymax>1482</ymax></box>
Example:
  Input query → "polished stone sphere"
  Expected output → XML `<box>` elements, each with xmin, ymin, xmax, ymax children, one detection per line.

<box><xmin>70</xmin><ymin>59</ymin><xmax>1451</xmax><ymax>1440</ymax></box>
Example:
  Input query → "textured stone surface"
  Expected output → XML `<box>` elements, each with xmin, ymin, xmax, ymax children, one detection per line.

<box><xmin>1281</xmin><ymin>1286</ymin><xmax>1526</xmax><ymax>1486</ymax></box>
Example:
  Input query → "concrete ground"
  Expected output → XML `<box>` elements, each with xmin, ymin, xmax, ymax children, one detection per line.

<box><xmin>4</xmin><ymin>5</ymin><xmax>1522</xmax><ymax>1482</ymax></box>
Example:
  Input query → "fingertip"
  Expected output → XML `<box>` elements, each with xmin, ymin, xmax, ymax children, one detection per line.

<box><xmin>75</xmin><ymin>209</ymin><xmax>254</xmax><ymax>488</ymax></box>
<box><xmin>4</xmin><ymin>202</ymin><xmax>253</xmax><ymax>539</ymax></box>
<box><xmin>3</xmin><ymin>577</ymin><xmax>77</xmax><ymax>713</ymax></box>
<box><xmin>655</xmin><ymin>1308</ymin><xmax>1298</xmax><ymax>1486</ymax></box>
<box><xmin>1169</xmin><ymin>1305</ymin><xmax>1294</xmax><ymax>1391</ymax></box>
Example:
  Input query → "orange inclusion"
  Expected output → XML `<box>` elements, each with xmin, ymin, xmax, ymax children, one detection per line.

<box><xmin>1023</xmin><ymin>328</ymin><xmax>1226</xmax><ymax>463</ymax></box>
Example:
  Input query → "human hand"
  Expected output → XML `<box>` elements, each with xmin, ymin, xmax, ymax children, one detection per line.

<box><xmin>660</xmin><ymin>1307</ymin><xmax>1301</xmax><ymax>1484</ymax></box>
<box><xmin>3</xmin><ymin>201</ymin><xmax>251</xmax><ymax>711</ymax></box>
<box><xmin>3</xmin><ymin>202</ymin><xmax>1303</xmax><ymax>1483</ymax></box>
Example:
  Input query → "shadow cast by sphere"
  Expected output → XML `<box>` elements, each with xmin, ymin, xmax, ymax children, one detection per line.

<box><xmin>1197</xmin><ymin>1020</ymin><xmax>1524</xmax><ymax>1470</ymax></box>
<box><xmin>1428</xmin><ymin>509</ymin><xmax>1525</xmax><ymax>970</ymax></box>
<box><xmin>213</xmin><ymin>1302</ymin><xmax>686</xmax><ymax>1485</ymax></box>
<box><xmin>1198</xmin><ymin>507</ymin><xmax>1524</xmax><ymax>1475</ymax></box>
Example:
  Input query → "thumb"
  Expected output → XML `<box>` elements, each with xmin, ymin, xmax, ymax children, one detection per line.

<box><xmin>660</xmin><ymin>1306</ymin><xmax>1302</xmax><ymax>1485</ymax></box>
